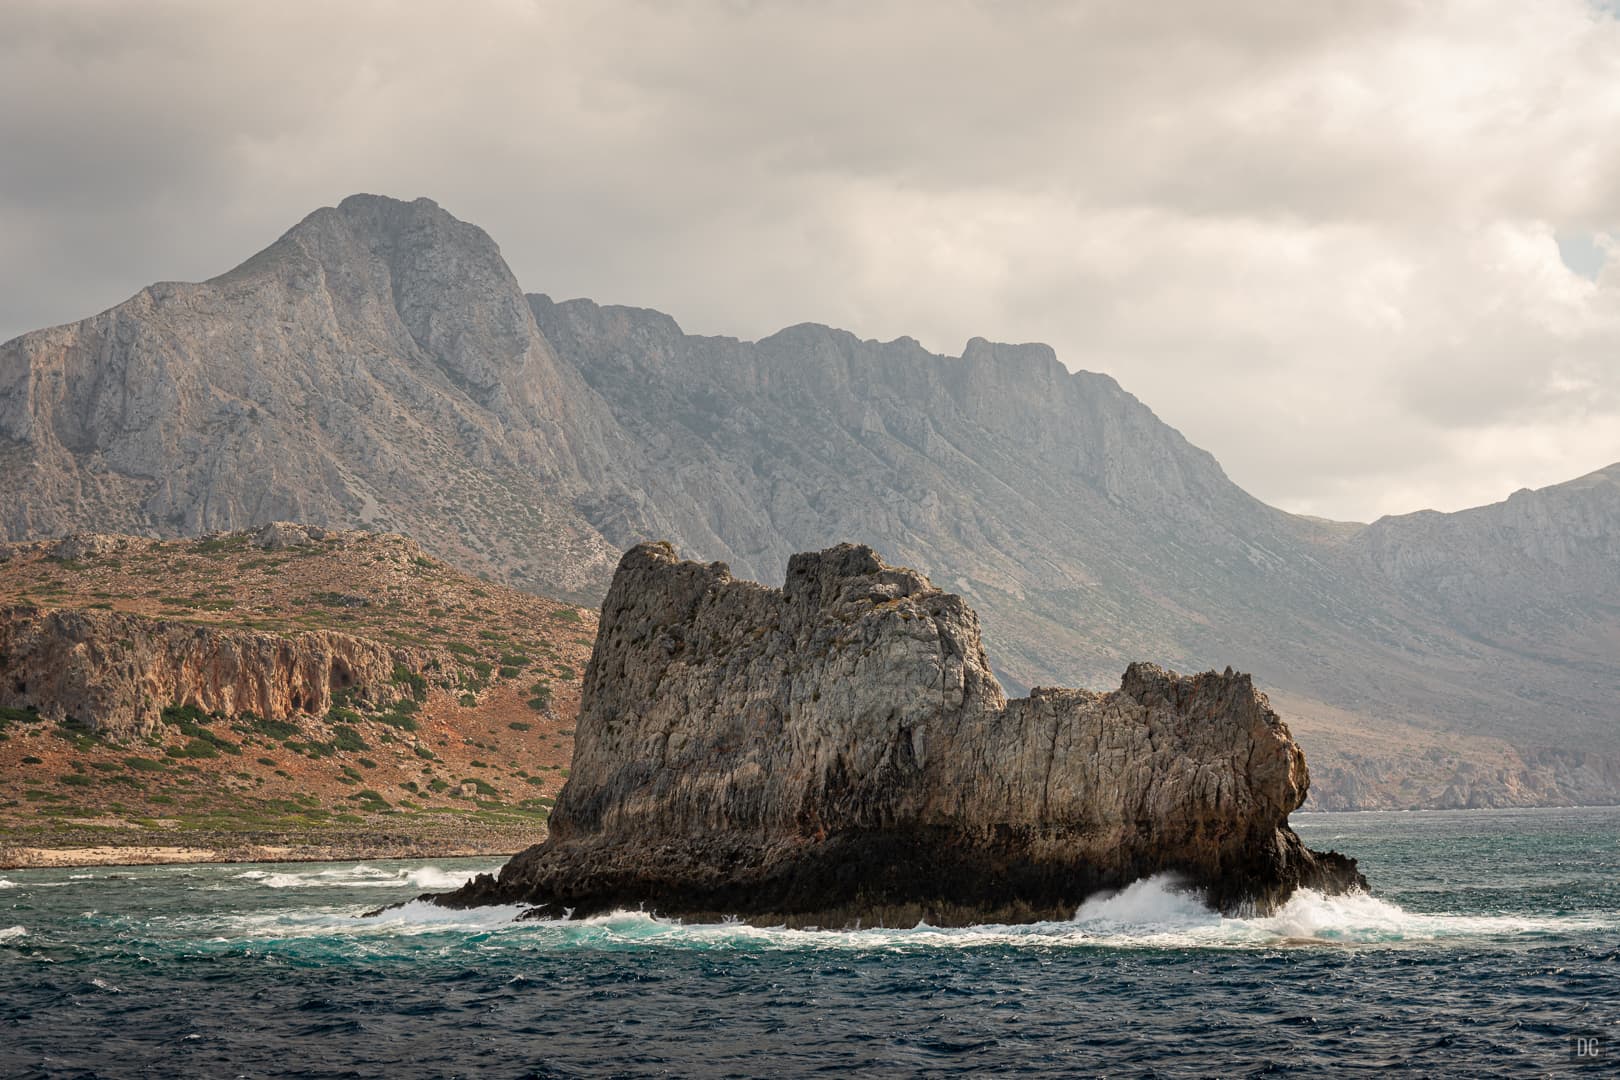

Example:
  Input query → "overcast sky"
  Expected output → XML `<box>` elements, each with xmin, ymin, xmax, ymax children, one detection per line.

<box><xmin>3</xmin><ymin>1</ymin><xmax>1618</xmax><ymax>521</ymax></box>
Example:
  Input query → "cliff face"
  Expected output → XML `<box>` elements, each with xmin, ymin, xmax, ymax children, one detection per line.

<box><xmin>0</xmin><ymin>605</ymin><xmax>429</xmax><ymax>738</ymax></box>
<box><xmin>441</xmin><ymin>543</ymin><xmax>1362</xmax><ymax>925</ymax></box>
<box><xmin>0</xmin><ymin>194</ymin><xmax>627</xmax><ymax>599</ymax></box>
<box><xmin>5</xmin><ymin>194</ymin><xmax>1617</xmax><ymax>810</ymax></box>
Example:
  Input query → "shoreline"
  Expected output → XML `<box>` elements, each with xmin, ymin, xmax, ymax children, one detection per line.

<box><xmin>0</xmin><ymin>840</ymin><xmax>523</xmax><ymax>871</ymax></box>
<box><xmin>11</xmin><ymin>803</ymin><xmax>1619</xmax><ymax>871</ymax></box>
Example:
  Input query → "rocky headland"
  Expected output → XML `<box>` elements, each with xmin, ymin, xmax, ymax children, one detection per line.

<box><xmin>436</xmin><ymin>542</ymin><xmax>1363</xmax><ymax>926</ymax></box>
<box><xmin>0</xmin><ymin>526</ymin><xmax>594</xmax><ymax>867</ymax></box>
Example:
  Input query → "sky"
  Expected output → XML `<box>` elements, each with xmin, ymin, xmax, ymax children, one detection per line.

<box><xmin>2</xmin><ymin>1</ymin><xmax>1618</xmax><ymax>522</ymax></box>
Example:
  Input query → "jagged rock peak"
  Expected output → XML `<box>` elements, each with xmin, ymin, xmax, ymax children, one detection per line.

<box><xmin>434</xmin><ymin>542</ymin><xmax>1363</xmax><ymax>926</ymax></box>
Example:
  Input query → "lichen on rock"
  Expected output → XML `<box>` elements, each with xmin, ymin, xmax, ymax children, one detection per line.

<box><xmin>435</xmin><ymin>542</ymin><xmax>1364</xmax><ymax>925</ymax></box>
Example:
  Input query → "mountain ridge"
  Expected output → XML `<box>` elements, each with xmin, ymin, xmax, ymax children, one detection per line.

<box><xmin>3</xmin><ymin>192</ymin><xmax>1617</xmax><ymax>809</ymax></box>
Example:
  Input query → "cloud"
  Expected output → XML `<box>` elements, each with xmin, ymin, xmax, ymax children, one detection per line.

<box><xmin>0</xmin><ymin>0</ymin><xmax>1617</xmax><ymax>521</ymax></box>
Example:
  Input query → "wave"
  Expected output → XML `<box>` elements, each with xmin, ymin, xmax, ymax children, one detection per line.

<box><xmin>0</xmin><ymin>925</ymin><xmax>27</xmax><ymax>943</ymax></box>
<box><xmin>127</xmin><ymin>868</ymin><xmax>1615</xmax><ymax>956</ymax></box>
<box><xmin>232</xmin><ymin>864</ymin><xmax>501</xmax><ymax>891</ymax></box>
<box><xmin>0</xmin><ymin>878</ymin><xmax>14</xmax><ymax>890</ymax></box>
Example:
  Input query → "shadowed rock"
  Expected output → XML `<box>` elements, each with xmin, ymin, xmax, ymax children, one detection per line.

<box><xmin>435</xmin><ymin>542</ymin><xmax>1364</xmax><ymax>925</ymax></box>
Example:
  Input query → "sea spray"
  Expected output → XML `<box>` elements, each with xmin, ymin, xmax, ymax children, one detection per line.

<box><xmin>4</xmin><ymin>810</ymin><xmax>1614</xmax><ymax>1077</ymax></box>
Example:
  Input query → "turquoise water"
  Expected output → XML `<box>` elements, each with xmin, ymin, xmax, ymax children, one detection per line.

<box><xmin>2</xmin><ymin>807</ymin><xmax>1617</xmax><ymax>1077</ymax></box>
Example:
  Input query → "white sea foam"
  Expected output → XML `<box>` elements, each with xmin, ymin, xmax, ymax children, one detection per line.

<box><xmin>0</xmin><ymin>925</ymin><xmax>27</xmax><ymax>942</ymax></box>
<box><xmin>0</xmin><ymin>878</ymin><xmax>15</xmax><ymax>889</ymax></box>
<box><xmin>232</xmin><ymin>863</ymin><xmax>500</xmax><ymax>891</ymax></box>
<box><xmin>187</xmin><ymin>879</ymin><xmax>1606</xmax><ymax>955</ymax></box>
<box><xmin>170</xmin><ymin>861</ymin><xmax>1613</xmax><ymax>954</ymax></box>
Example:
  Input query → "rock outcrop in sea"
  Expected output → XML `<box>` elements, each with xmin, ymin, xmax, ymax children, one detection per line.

<box><xmin>437</xmin><ymin>542</ymin><xmax>1364</xmax><ymax>925</ymax></box>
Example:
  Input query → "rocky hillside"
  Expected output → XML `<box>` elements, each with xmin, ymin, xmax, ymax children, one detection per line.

<box><xmin>0</xmin><ymin>195</ymin><xmax>627</xmax><ymax>601</ymax></box>
<box><xmin>2</xmin><ymin>193</ymin><xmax>1616</xmax><ymax>810</ymax></box>
<box><xmin>0</xmin><ymin>526</ymin><xmax>594</xmax><ymax>866</ymax></box>
<box><xmin>440</xmin><ymin>543</ymin><xmax>1362</xmax><ymax>925</ymax></box>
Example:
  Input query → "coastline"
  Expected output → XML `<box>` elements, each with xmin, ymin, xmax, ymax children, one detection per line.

<box><xmin>0</xmin><ymin>821</ymin><xmax>536</xmax><ymax>871</ymax></box>
<box><xmin>0</xmin><ymin>839</ymin><xmax>522</xmax><ymax>871</ymax></box>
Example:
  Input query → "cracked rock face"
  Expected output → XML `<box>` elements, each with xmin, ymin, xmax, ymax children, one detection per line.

<box><xmin>438</xmin><ymin>542</ymin><xmax>1364</xmax><ymax>925</ymax></box>
<box><xmin>0</xmin><ymin>605</ymin><xmax>428</xmax><ymax>738</ymax></box>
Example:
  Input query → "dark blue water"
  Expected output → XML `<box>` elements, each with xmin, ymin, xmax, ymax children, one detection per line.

<box><xmin>3</xmin><ymin>807</ymin><xmax>1618</xmax><ymax>1077</ymax></box>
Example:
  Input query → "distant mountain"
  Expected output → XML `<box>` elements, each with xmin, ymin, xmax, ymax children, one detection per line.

<box><xmin>3</xmin><ymin>194</ymin><xmax>1617</xmax><ymax>809</ymax></box>
<box><xmin>0</xmin><ymin>195</ymin><xmax>629</xmax><ymax>599</ymax></box>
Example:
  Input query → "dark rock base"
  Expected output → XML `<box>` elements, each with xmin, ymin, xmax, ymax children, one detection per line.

<box><xmin>430</xmin><ymin>826</ymin><xmax>1366</xmax><ymax>928</ymax></box>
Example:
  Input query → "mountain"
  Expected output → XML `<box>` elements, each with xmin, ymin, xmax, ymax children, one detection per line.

<box><xmin>2</xmin><ymin>194</ymin><xmax>1617</xmax><ymax>809</ymax></box>
<box><xmin>0</xmin><ymin>195</ymin><xmax>629</xmax><ymax>600</ymax></box>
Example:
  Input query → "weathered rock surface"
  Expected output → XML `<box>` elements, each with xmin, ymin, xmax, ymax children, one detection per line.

<box><xmin>3</xmin><ymin>193</ymin><xmax>1617</xmax><ymax>808</ymax></box>
<box><xmin>0</xmin><ymin>604</ymin><xmax>431</xmax><ymax>738</ymax></box>
<box><xmin>437</xmin><ymin>543</ymin><xmax>1363</xmax><ymax>925</ymax></box>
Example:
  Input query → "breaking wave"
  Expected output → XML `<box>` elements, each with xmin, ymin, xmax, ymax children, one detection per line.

<box><xmin>232</xmin><ymin>864</ymin><xmax>500</xmax><ymax>891</ymax></box>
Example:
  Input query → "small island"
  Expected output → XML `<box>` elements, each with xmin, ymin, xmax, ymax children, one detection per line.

<box><xmin>434</xmin><ymin>542</ymin><xmax>1364</xmax><ymax>926</ymax></box>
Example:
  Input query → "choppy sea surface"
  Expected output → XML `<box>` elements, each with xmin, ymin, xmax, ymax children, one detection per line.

<box><xmin>3</xmin><ymin>807</ymin><xmax>1618</xmax><ymax>1078</ymax></box>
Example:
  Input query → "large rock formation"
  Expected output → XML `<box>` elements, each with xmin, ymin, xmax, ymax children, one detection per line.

<box><xmin>4</xmin><ymin>193</ymin><xmax>1618</xmax><ymax>808</ymax></box>
<box><xmin>438</xmin><ymin>543</ymin><xmax>1363</xmax><ymax>925</ymax></box>
<box><xmin>0</xmin><ymin>605</ymin><xmax>431</xmax><ymax>738</ymax></box>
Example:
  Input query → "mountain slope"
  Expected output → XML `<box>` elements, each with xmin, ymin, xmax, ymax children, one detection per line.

<box><xmin>0</xmin><ymin>194</ymin><xmax>627</xmax><ymax>599</ymax></box>
<box><xmin>2</xmin><ymin>193</ymin><xmax>1616</xmax><ymax>809</ymax></box>
<box><xmin>0</xmin><ymin>526</ymin><xmax>594</xmax><ymax>866</ymax></box>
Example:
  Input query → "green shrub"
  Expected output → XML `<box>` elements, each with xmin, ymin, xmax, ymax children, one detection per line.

<box><xmin>249</xmin><ymin>716</ymin><xmax>300</xmax><ymax>740</ymax></box>
<box><xmin>161</xmin><ymin>703</ymin><xmax>211</xmax><ymax>728</ymax></box>
<box><xmin>59</xmin><ymin>774</ymin><xmax>94</xmax><ymax>787</ymax></box>
<box><xmin>330</xmin><ymin>725</ymin><xmax>367</xmax><ymax>753</ymax></box>
<box><xmin>391</xmin><ymin>665</ymin><xmax>428</xmax><ymax>701</ymax></box>
<box><xmin>124</xmin><ymin>756</ymin><xmax>167</xmax><ymax>772</ymax></box>
<box><xmin>21</xmin><ymin>755</ymin><xmax>43</xmax><ymax>765</ymax></box>
<box><xmin>413</xmin><ymin>744</ymin><xmax>437</xmax><ymax>761</ymax></box>
<box><xmin>326</xmin><ymin>706</ymin><xmax>363</xmax><ymax>727</ymax></box>
<box><xmin>460</xmin><ymin>777</ymin><xmax>498</xmax><ymax>797</ymax></box>
<box><xmin>508</xmin><ymin>722</ymin><xmax>532</xmax><ymax>732</ymax></box>
<box><xmin>176</xmin><ymin>738</ymin><xmax>220</xmax><ymax>759</ymax></box>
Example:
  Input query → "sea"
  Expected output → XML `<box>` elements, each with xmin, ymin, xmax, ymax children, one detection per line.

<box><xmin>2</xmin><ymin>806</ymin><xmax>1617</xmax><ymax>1078</ymax></box>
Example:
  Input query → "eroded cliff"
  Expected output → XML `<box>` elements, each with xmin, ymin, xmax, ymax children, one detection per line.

<box><xmin>439</xmin><ymin>542</ymin><xmax>1363</xmax><ymax>925</ymax></box>
<box><xmin>0</xmin><ymin>604</ymin><xmax>431</xmax><ymax>739</ymax></box>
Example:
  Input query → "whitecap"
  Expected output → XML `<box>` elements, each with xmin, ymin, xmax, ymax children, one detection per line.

<box><xmin>0</xmin><ymin>925</ymin><xmax>27</xmax><ymax>943</ymax></box>
<box><xmin>1071</xmin><ymin>874</ymin><xmax>1214</xmax><ymax>929</ymax></box>
<box><xmin>238</xmin><ymin>863</ymin><xmax>502</xmax><ymax>890</ymax></box>
<box><xmin>1235</xmin><ymin>888</ymin><xmax>1605</xmax><ymax>944</ymax></box>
